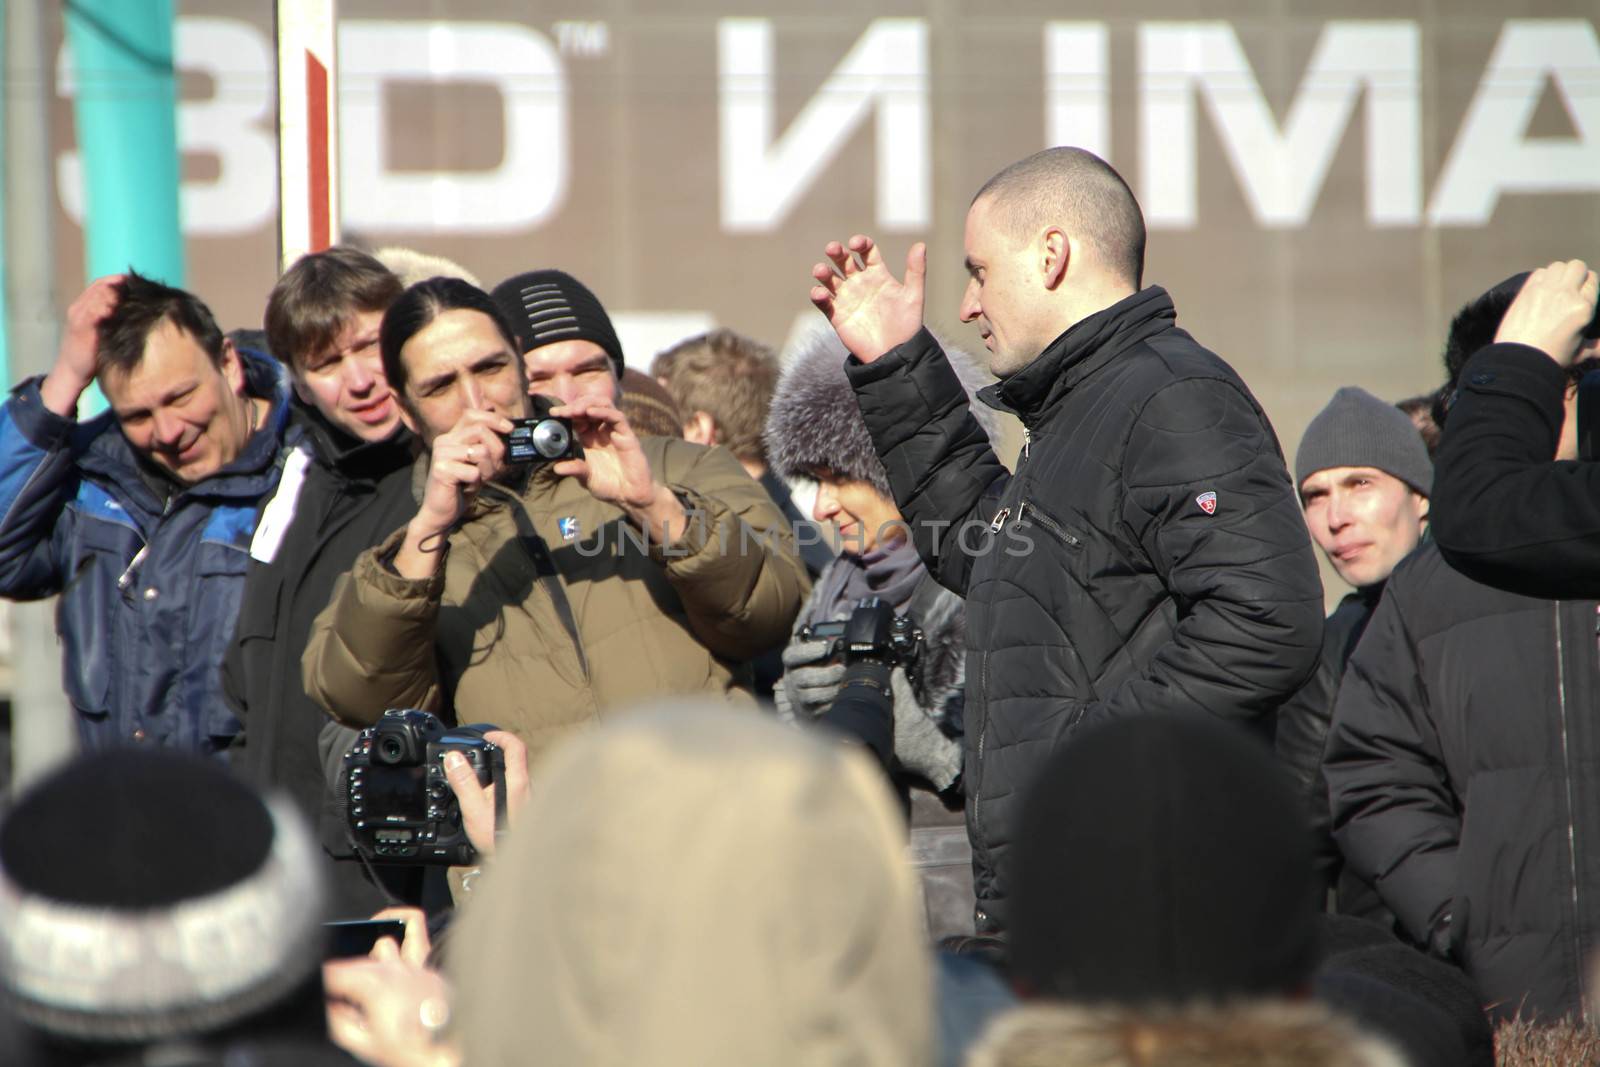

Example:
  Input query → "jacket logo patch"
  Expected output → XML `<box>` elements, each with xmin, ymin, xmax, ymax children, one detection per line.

<box><xmin>1195</xmin><ymin>491</ymin><xmax>1218</xmax><ymax>515</ymax></box>
<box><xmin>558</xmin><ymin>516</ymin><xmax>581</xmax><ymax>541</ymax></box>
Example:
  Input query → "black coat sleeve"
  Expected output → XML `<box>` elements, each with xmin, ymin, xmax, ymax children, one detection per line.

<box><xmin>1432</xmin><ymin>344</ymin><xmax>1600</xmax><ymax>599</ymax></box>
<box><xmin>1324</xmin><ymin>582</ymin><xmax>1458</xmax><ymax>945</ymax></box>
<box><xmin>847</xmin><ymin>329</ymin><xmax>1010</xmax><ymax>597</ymax></box>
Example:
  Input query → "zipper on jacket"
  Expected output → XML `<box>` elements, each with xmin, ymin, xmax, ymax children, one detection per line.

<box><xmin>1556</xmin><ymin>603</ymin><xmax>1583</xmax><ymax>1015</ymax></box>
<box><xmin>1022</xmin><ymin>427</ymin><xmax>1031</xmax><ymax>460</ymax></box>
<box><xmin>1020</xmin><ymin>498</ymin><xmax>1081</xmax><ymax>548</ymax></box>
<box><xmin>988</xmin><ymin>508</ymin><xmax>1011</xmax><ymax>535</ymax></box>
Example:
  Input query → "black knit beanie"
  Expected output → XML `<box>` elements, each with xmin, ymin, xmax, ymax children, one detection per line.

<box><xmin>1295</xmin><ymin>386</ymin><xmax>1433</xmax><ymax>496</ymax></box>
<box><xmin>490</xmin><ymin>270</ymin><xmax>625</xmax><ymax>377</ymax></box>
<box><xmin>1009</xmin><ymin>713</ymin><xmax>1319</xmax><ymax>1005</ymax></box>
<box><xmin>0</xmin><ymin>750</ymin><xmax>324</xmax><ymax>1045</ymax></box>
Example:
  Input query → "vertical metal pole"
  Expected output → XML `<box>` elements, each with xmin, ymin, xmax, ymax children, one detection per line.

<box><xmin>4</xmin><ymin>0</ymin><xmax>77</xmax><ymax>793</ymax></box>
<box><xmin>276</xmin><ymin>0</ymin><xmax>340</xmax><ymax>271</ymax></box>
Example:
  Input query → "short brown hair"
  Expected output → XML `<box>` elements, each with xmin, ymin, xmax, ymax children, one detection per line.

<box><xmin>652</xmin><ymin>329</ymin><xmax>778</xmax><ymax>463</ymax></box>
<box><xmin>264</xmin><ymin>246</ymin><xmax>402</xmax><ymax>373</ymax></box>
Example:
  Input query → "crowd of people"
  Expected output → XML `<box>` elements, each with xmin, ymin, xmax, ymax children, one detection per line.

<box><xmin>0</xmin><ymin>143</ymin><xmax>1596</xmax><ymax>1066</ymax></box>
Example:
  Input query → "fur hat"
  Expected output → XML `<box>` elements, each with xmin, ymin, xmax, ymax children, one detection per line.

<box><xmin>373</xmin><ymin>245</ymin><xmax>483</xmax><ymax>289</ymax></box>
<box><xmin>966</xmin><ymin>1002</ymin><xmax>1409</xmax><ymax>1067</ymax></box>
<box><xmin>490</xmin><ymin>270</ymin><xmax>625</xmax><ymax>378</ymax></box>
<box><xmin>765</xmin><ymin>327</ymin><xmax>999</xmax><ymax>496</ymax></box>
<box><xmin>0</xmin><ymin>750</ymin><xmax>325</xmax><ymax>1045</ymax></box>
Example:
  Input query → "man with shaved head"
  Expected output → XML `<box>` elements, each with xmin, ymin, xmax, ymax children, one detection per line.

<box><xmin>810</xmin><ymin>146</ymin><xmax>1323</xmax><ymax>934</ymax></box>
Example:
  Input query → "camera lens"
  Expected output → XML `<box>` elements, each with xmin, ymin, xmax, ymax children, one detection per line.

<box><xmin>377</xmin><ymin>734</ymin><xmax>407</xmax><ymax>765</ymax></box>
<box><xmin>531</xmin><ymin>418</ymin><xmax>571</xmax><ymax>459</ymax></box>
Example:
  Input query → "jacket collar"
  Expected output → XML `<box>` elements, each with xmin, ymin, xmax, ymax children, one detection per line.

<box><xmin>78</xmin><ymin>346</ymin><xmax>295</xmax><ymax>503</ymax></box>
<box><xmin>291</xmin><ymin>400</ymin><xmax>416</xmax><ymax>483</ymax></box>
<box><xmin>977</xmin><ymin>286</ymin><xmax>1177</xmax><ymax>424</ymax></box>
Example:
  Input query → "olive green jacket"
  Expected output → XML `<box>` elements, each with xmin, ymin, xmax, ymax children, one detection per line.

<box><xmin>302</xmin><ymin>437</ymin><xmax>808</xmax><ymax>760</ymax></box>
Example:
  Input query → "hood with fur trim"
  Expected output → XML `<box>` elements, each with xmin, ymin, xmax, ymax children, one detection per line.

<box><xmin>966</xmin><ymin>1001</ymin><xmax>1410</xmax><ymax>1067</ymax></box>
<box><xmin>765</xmin><ymin>327</ymin><xmax>999</xmax><ymax>497</ymax></box>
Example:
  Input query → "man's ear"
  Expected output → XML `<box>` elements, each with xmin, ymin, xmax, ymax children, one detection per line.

<box><xmin>1041</xmin><ymin>227</ymin><xmax>1070</xmax><ymax>289</ymax></box>
<box><xmin>683</xmin><ymin>410</ymin><xmax>718</xmax><ymax>446</ymax></box>
<box><xmin>291</xmin><ymin>374</ymin><xmax>316</xmax><ymax>407</ymax></box>
<box><xmin>220</xmin><ymin>339</ymin><xmax>246</xmax><ymax>395</ymax></box>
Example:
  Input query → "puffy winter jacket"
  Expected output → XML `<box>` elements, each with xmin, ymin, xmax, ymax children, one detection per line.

<box><xmin>1433</xmin><ymin>342</ymin><xmax>1600</xmax><ymax>599</ymax></box>
<box><xmin>302</xmin><ymin>436</ymin><xmax>809</xmax><ymax>763</ymax></box>
<box><xmin>847</xmin><ymin>288</ymin><xmax>1324</xmax><ymax>930</ymax></box>
<box><xmin>1326</xmin><ymin>542</ymin><xmax>1600</xmax><ymax>1021</ymax></box>
<box><xmin>0</xmin><ymin>352</ymin><xmax>292</xmax><ymax>756</ymax></box>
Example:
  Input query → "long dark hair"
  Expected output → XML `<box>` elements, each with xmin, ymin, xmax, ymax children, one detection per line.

<box><xmin>379</xmin><ymin>276</ymin><xmax>522</xmax><ymax>397</ymax></box>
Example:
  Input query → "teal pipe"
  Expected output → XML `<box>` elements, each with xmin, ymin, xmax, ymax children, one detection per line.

<box><xmin>65</xmin><ymin>0</ymin><xmax>184</xmax><ymax>288</ymax></box>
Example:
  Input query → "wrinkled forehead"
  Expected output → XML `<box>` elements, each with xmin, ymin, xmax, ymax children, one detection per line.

<box><xmin>522</xmin><ymin>337</ymin><xmax>615</xmax><ymax>377</ymax></box>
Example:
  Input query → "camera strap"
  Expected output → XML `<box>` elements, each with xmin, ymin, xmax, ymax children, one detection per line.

<box><xmin>488</xmin><ymin>485</ymin><xmax>590</xmax><ymax>680</ymax></box>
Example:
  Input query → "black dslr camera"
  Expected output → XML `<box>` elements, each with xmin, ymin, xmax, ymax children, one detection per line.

<box><xmin>345</xmin><ymin>709</ymin><xmax>505</xmax><ymax>865</ymax></box>
<box><xmin>798</xmin><ymin>596</ymin><xmax>923</xmax><ymax>670</ymax></box>
<box><xmin>503</xmin><ymin>394</ymin><xmax>582</xmax><ymax>466</ymax></box>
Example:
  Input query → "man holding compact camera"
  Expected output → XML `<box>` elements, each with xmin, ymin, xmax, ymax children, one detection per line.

<box><xmin>303</xmin><ymin>276</ymin><xmax>807</xmax><ymax>765</ymax></box>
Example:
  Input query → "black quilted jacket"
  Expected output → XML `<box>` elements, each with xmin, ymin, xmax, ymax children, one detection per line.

<box><xmin>848</xmin><ymin>287</ymin><xmax>1324</xmax><ymax>930</ymax></box>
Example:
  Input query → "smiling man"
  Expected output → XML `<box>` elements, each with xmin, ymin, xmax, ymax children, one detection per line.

<box><xmin>1276</xmin><ymin>386</ymin><xmax>1432</xmax><ymax>924</ymax></box>
<box><xmin>0</xmin><ymin>272</ymin><xmax>291</xmax><ymax>757</ymax></box>
<box><xmin>809</xmin><ymin>146</ymin><xmax>1323</xmax><ymax>933</ymax></box>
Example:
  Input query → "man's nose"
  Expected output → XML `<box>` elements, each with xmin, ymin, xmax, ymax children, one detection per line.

<box><xmin>959</xmin><ymin>280</ymin><xmax>981</xmax><ymax>323</ymax></box>
<box><xmin>153</xmin><ymin>409</ymin><xmax>185</xmax><ymax>447</ymax></box>
<box><xmin>343</xmin><ymin>354</ymin><xmax>375</xmax><ymax>393</ymax></box>
<box><xmin>811</xmin><ymin>491</ymin><xmax>838</xmax><ymax>524</ymax></box>
<box><xmin>458</xmin><ymin>376</ymin><xmax>486</xmax><ymax>411</ymax></box>
<box><xmin>1325</xmin><ymin>493</ymin><xmax>1349</xmax><ymax>530</ymax></box>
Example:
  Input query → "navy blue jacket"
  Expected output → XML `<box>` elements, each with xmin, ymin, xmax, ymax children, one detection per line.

<box><xmin>0</xmin><ymin>351</ymin><xmax>293</xmax><ymax>756</ymax></box>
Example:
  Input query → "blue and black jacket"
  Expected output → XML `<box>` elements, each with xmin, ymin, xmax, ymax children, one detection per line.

<box><xmin>0</xmin><ymin>349</ymin><xmax>293</xmax><ymax>757</ymax></box>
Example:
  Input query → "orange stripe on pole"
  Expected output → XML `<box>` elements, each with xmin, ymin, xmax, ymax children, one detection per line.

<box><xmin>307</xmin><ymin>50</ymin><xmax>330</xmax><ymax>253</ymax></box>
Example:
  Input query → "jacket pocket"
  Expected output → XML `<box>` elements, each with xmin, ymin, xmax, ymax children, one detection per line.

<box><xmin>1016</xmin><ymin>498</ymin><xmax>1083</xmax><ymax>551</ymax></box>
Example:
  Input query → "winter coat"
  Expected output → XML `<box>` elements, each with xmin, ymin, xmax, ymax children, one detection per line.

<box><xmin>222</xmin><ymin>403</ymin><xmax>417</xmax><ymax>913</ymax></box>
<box><xmin>1276</xmin><ymin>586</ymin><xmax>1393</xmax><ymax>926</ymax></box>
<box><xmin>302</xmin><ymin>437</ymin><xmax>809</xmax><ymax>760</ymax></box>
<box><xmin>1432</xmin><ymin>342</ymin><xmax>1600</xmax><ymax>599</ymax></box>
<box><xmin>790</xmin><ymin>550</ymin><xmax>967</xmax><ymax>757</ymax></box>
<box><xmin>0</xmin><ymin>353</ymin><xmax>292</xmax><ymax>756</ymax></box>
<box><xmin>1325</xmin><ymin>542</ymin><xmax>1600</xmax><ymax>1021</ymax></box>
<box><xmin>449</xmin><ymin>704</ymin><xmax>931</xmax><ymax>1067</ymax></box>
<box><xmin>846</xmin><ymin>288</ymin><xmax>1324</xmax><ymax>931</ymax></box>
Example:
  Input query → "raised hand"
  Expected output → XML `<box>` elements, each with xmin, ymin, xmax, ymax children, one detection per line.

<box><xmin>809</xmin><ymin>235</ymin><xmax>927</xmax><ymax>364</ymax></box>
<box><xmin>395</xmin><ymin>408</ymin><xmax>514</xmax><ymax>578</ymax></box>
<box><xmin>548</xmin><ymin>398</ymin><xmax>655</xmax><ymax>509</ymax></box>
<box><xmin>1495</xmin><ymin>259</ymin><xmax>1600</xmax><ymax>368</ymax></box>
<box><xmin>42</xmin><ymin>275</ymin><xmax>125</xmax><ymax>416</ymax></box>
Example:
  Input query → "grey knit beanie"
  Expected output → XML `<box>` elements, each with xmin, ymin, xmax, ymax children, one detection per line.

<box><xmin>1295</xmin><ymin>386</ymin><xmax>1432</xmax><ymax>496</ymax></box>
<box><xmin>765</xmin><ymin>328</ymin><xmax>1000</xmax><ymax>495</ymax></box>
